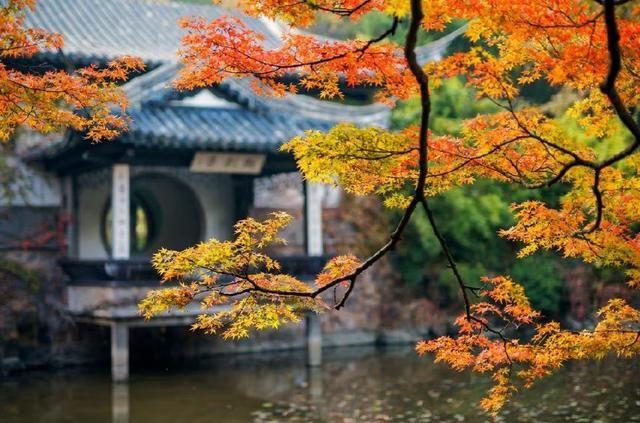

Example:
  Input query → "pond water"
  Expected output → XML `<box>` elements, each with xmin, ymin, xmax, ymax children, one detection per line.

<box><xmin>1</xmin><ymin>346</ymin><xmax>639</xmax><ymax>423</ymax></box>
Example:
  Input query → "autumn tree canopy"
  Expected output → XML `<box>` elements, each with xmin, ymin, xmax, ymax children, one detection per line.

<box><xmin>140</xmin><ymin>0</ymin><xmax>640</xmax><ymax>414</ymax></box>
<box><xmin>0</xmin><ymin>0</ymin><xmax>143</xmax><ymax>142</ymax></box>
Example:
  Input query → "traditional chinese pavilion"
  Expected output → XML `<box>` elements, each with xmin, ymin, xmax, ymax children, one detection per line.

<box><xmin>9</xmin><ymin>0</ymin><xmax>462</xmax><ymax>381</ymax></box>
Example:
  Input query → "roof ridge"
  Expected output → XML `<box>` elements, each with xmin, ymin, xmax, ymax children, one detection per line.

<box><xmin>415</xmin><ymin>24</ymin><xmax>468</xmax><ymax>63</ymax></box>
<box><xmin>123</xmin><ymin>62</ymin><xmax>181</xmax><ymax>106</ymax></box>
<box><xmin>123</xmin><ymin>65</ymin><xmax>392</xmax><ymax>127</ymax></box>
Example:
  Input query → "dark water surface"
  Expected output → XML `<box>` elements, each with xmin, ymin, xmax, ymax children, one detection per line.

<box><xmin>1</xmin><ymin>346</ymin><xmax>639</xmax><ymax>422</ymax></box>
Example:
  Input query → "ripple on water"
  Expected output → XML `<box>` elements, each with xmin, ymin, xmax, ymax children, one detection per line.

<box><xmin>0</xmin><ymin>346</ymin><xmax>639</xmax><ymax>423</ymax></box>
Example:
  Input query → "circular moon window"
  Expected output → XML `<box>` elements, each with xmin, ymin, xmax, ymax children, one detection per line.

<box><xmin>103</xmin><ymin>194</ymin><xmax>155</xmax><ymax>256</ymax></box>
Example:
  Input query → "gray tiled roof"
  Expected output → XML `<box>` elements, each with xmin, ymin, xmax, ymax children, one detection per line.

<box><xmin>416</xmin><ymin>25</ymin><xmax>467</xmax><ymax>63</ymax></box>
<box><xmin>123</xmin><ymin>62</ymin><xmax>392</xmax><ymax>128</ymax></box>
<box><xmin>26</xmin><ymin>0</ymin><xmax>282</xmax><ymax>64</ymax></box>
<box><xmin>25</xmin><ymin>0</ymin><xmax>395</xmax><ymax>155</ymax></box>
<box><xmin>27</xmin><ymin>0</ymin><xmax>462</xmax><ymax>65</ymax></box>
<box><xmin>126</xmin><ymin>105</ymin><xmax>335</xmax><ymax>152</ymax></box>
<box><xmin>25</xmin><ymin>0</ymin><xmax>464</xmax><ymax>157</ymax></box>
<box><xmin>27</xmin><ymin>104</ymin><xmax>337</xmax><ymax>162</ymax></box>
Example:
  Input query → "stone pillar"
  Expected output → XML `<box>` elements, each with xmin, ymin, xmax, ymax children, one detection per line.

<box><xmin>112</xmin><ymin>164</ymin><xmax>130</xmax><ymax>260</ymax></box>
<box><xmin>304</xmin><ymin>181</ymin><xmax>324</xmax><ymax>256</ymax></box>
<box><xmin>111</xmin><ymin>164</ymin><xmax>131</xmax><ymax>382</ymax></box>
<box><xmin>304</xmin><ymin>181</ymin><xmax>324</xmax><ymax>367</ymax></box>
<box><xmin>62</xmin><ymin>176</ymin><xmax>78</xmax><ymax>257</ymax></box>
<box><xmin>111</xmin><ymin>322</ymin><xmax>129</xmax><ymax>382</ymax></box>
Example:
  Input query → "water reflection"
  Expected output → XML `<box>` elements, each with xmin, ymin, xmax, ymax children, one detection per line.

<box><xmin>1</xmin><ymin>346</ymin><xmax>639</xmax><ymax>422</ymax></box>
<box><xmin>112</xmin><ymin>384</ymin><xmax>129</xmax><ymax>423</ymax></box>
<box><xmin>308</xmin><ymin>367</ymin><xmax>323</xmax><ymax>402</ymax></box>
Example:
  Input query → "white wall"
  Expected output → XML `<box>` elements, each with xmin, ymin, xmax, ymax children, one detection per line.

<box><xmin>167</xmin><ymin>170</ymin><xmax>235</xmax><ymax>242</ymax></box>
<box><xmin>75</xmin><ymin>167</ymin><xmax>235</xmax><ymax>259</ymax></box>
<box><xmin>77</xmin><ymin>173</ymin><xmax>110</xmax><ymax>258</ymax></box>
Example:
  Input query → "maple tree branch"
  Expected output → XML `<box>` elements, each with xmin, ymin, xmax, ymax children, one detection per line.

<box><xmin>179</xmin><ymin>2</ymin><xmax>417</xmax><ymax>310</ymax></box>
<box><xmin>420</xmin><ymin>197</ymin><xmax>472</xmax><ymax>317</ymax></box>
<box><xmin>580</xmin><ymin>169</ymin><xmax>604</xmax><ymax>234</ymax></box>
<box><xmin>593</xmin><ymin>0</ymin><xmax>633</xmax><ymax>5</ymax></box>
<box><xmin>494</xmin><ymin>96</ymin><xmax>595</xmax><ymax>168</ymax></box>
<box><xmin>216</xmin><ymin>3</ymin><xmax>414</xmax><ymax>308</ymax></box>
<box><xmin>519</xmin><ymin>10</ymin><xmax>603</xmax><ymax>30</ymax></box>
<box><xmin>520</xmin><ymin>0</ymin><xmax>640</xmax><ymax>233</ymax></box>
<box><xmin>597</xmin><ymin>0</ymin><xmax>640</xmax><ymax>166</ymax></box>
<box><xmin>329</xmin><ymin>146</ymin><xmax>417</xmax><ymax>161</ymax></box>
<box><xmin>219</xmin><ymin>287</ymin><xmax>253</xmax><ymax>297</ymax></box>
<box><xmin>536</xmin><ymin>0</ymin><xmax>640</xmax><ymax>173</ymax></box>
<box><xmin>356</xmin><ymin>16</ymin><xmax>400</xmax><ymax>59</ymax></box>
<box><xmin>404</xmin><ymin>0</ymin><xmax>477</xmax><ymax>320</ymax></box>
<box><xmin>623</xmin><ymin>331</ymin><xmax>640</xmax><ymax>349</ymax></box>
<box><xmin>187</xmin><ymin>197</ymin><xmax>420</xmax><ymax>305</ymax></box>
<box><xmin>336</xmin><ymin>280</ymin><xmax>354</xmax><ymax>308</ymax></box>
<box><xmin>404</xmin><ymin>0</ymin><xmax>428</xmax><ymax>186</ymax></box>
<box><xmin>426</xmin><ymin>135</ymin><xmax>530</xmax><ymax>178</ymax></box>
<box><xmin>217</xmin><ymin>17</ymin><xmax>399</xmax><ymax>78</ymax></box>
<box><xmin>274</xmin><ymin>0</ymin><xmax>373</xmax><ymax>17</ymax></box>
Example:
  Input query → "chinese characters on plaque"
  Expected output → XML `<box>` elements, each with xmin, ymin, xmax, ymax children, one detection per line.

<box><xmin>305</xmin><ymin>182</ymin><xmax>324</xmax><ymax>257</ymax></box>
<box><xmin>112</xmin><ymin>164</ymin><xmax>130</xmax><ymax>259</ymax></box>
<box><xmin>190</xmin><ymin>152</ymin><xmax>266</xmax><ymax>174</ymax></box>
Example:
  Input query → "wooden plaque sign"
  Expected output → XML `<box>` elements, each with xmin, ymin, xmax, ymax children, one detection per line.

<box><xmin>190</xmin><ymin>152</ymin><xmax>266</xmax><ymax>174</ymax></box>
